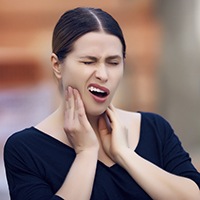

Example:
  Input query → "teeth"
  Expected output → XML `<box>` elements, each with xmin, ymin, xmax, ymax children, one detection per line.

<box><xmin>88</xmin><ymin>86</ymin><xmax>105</xmax><ymax>93</ymax></box>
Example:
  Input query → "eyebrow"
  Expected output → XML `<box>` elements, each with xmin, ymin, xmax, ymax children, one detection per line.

<box><xmin>79</xmin><ymin>56</ymin><xmax>98</xmax><ymax>61</ymax></box>
<box><xmin>79</xmin><ymin>55</ymin><xmax>122</xmax><ymax>60</ymax></box>
<box><xmin>106</xmin><ymin>55</ymin><xmax>122</xmax><ymax>60</ymax></box>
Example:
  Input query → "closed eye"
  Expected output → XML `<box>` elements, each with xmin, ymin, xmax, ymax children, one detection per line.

<box><xmin>108</xmin><ymin>62</ymin><xmax>119</xmax><ymax>66</ymax></box>
<box><xmin>106</xmin><ymin>56</ymin><xmax>121</xmax><ymax>66</ymax></box>
<box><xmin>82</xmin><ymin>61</ymin><xmax>95</xmax><ymax>65</ymax></box>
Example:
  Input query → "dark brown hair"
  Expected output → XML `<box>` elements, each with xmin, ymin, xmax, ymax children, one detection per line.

<box><xmin>52</xmin><ymin>7</ymin><xmax>126</xmax><ymax>62</ymax></box>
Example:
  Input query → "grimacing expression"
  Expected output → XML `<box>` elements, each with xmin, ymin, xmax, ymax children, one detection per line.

<box><xmin>54</xmin><ymin>31</ymin><xmax>124</xmax><ymax>116</ymax></box>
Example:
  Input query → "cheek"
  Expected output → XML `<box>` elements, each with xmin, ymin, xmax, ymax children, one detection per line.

<box><xmin>61</xmin><ymin>68</ymin><xmax>80</xmax><ymax>87</ymax></box>
<box><xmin>61</xmin><ymin>74</ymin><xmax>87</xmax><ymax>95</ymax></box>
<box><xmin>112</xmin><ymin>69</ymin><xmax>124</xmax><ymax>87</ymax></box>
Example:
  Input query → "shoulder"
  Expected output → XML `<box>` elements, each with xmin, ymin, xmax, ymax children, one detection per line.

<box><xmin>4</xmin><ymin>127</ymin><xmax>37</xmax><ymax>152</ymax></box>
<box><xmin>116</xmin><ymin>108</ymin><xmax>170</xmax><ymax>127</ymax></box>
<box><xmin>139</xmin><ymin>111</ymin><xmax>168</xmax><ymax>122</ymax></box>
<box><xmin>3</xmin><ymin>128</ymin><xmax>37</xmax><ymax>167</ymax></box>
<box><xmin>116</xmin><ymin>108</ymin><xmax>141</xmax><ymax>122</ymax></box>
<box><xmin>116</xmin><ymin>108</ymin><xmax>142</xmax><ymax>131</ymax></box>
<box><xmin>116</xmin><ymin>108</ymin><xmax>174</xmax><ymax>138</ymax></box>
<box><xmin>6</xmin><ymin>127</ymin><xmax>35</xmax><ymax>140</ymax></box>
<box><xmin>140</xmin><ymin>112</ymin><xmax>173</xmax><ymax>132</ymax></box>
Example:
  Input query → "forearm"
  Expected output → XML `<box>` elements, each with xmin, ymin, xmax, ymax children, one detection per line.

<box><xmin>56</xmin><ymin>150</ymin><xmax>98</xmax><ymax>200</ymax></box>
<box><xmin>116</xmin><ymin>148</ymin><xmax>200</xmax><ymax>200</ymax></box>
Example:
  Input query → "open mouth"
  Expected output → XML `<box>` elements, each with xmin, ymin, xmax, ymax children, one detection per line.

<box><xmin>88</xmin><ymin>86</ymin><xmax>108</xmax><ymax>98</ymax></box>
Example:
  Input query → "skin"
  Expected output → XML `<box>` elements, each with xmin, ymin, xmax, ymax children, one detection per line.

<box><xmin>36</xmin><ymin>31</ymin><xmax>200</xmax><ymax>200</ymax></box>
<box><xmin>58</xmin><ymin>31</ymin><xmax>124</xmax><ymax>117</ymax></box>
<box><xmin>50</xmin><ymin>31</ymin><xmax>129</xmax><ymax>165</ymax></box>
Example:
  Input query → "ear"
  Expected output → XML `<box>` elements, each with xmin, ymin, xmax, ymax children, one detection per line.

<box><xmin>51</xmin><ymin>53</ymin><xmax>62</xmax><ymax>79</ymax></box>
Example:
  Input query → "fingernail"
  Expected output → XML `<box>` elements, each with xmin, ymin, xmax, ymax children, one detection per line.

<box><xmin>68</xmin><ymin>86</ymin><xmax>71</xmax><ymax>92</ymax></box>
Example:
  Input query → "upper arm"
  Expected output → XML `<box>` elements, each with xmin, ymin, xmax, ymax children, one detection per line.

<box><xmin>4</xmin><ymin>135</ymin><xmax>63</xmax><ymax>200</ymax></box>
<box><xmin>155</xmin><ymin>114</ymin><xmax>200</xmax><ymax>189</ymax></box>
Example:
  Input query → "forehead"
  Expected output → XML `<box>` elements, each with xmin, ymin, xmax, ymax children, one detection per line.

<box><xmin>71</xmin><ymin>32</ymin><xmax>123</xmax><ymax>57</ymax></box>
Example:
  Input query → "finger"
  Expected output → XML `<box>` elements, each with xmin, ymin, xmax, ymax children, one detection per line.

<box><xmin>73</xmin><ymin>88</ymin><xmax>83</xmax><ymax>111</ymax></box>
<box><xmin>73</xmin><ymin>88</ymin><xmax>79</xmax><ymax>110</ymax></box>
<box><xmin>64</xmin><ymin>88</ymin><xmax>70</xmax><ymax>120</ymax></box>
<box><xmin>105</xmin><ymin>106</ymin><xmax>119</xmax><ymax>129</ymax></box>
<box><xmin>73</xmin><ymin>88</ymin><xmax>88</xmax><ymax>124</ymax></box>
<box><xmin>108</xmin><ymin>103</ymin><xmax>115</xmax><ymax>110</ymax></box>
<box><xmin>65</xmin><ymin>88</ymin><xmax>69</xmax><ymax>110</ymax></box>
<box><xmin>98</xmin><ymin>115</ymin><xmax>108</xmax><ymax>134</ymax></box>
<box><xmin>98</xmin><ymin>116</ymin><xmax>110</xmax><ymax>148</ymax></box>
<box><xmin>108</xmin><ymin>104</ymin><xmax>120</xmax><ymax>119</ymax></box>
<box><xmin>108</xmin><ymin>104</ymin><xmax>118</xmax><ymax>116</ymax></box>
<box><xmin>106</xmin><ymin>107</ymin><xmax>114</xmax><ymax>123</ymax></box>
<box><xmin>68</xmin><ymin>86</ymin><xmax>75</xmax><ymax>120</ymax></box>
<box><xmin>64</xmin><ymin>87</ymin><xmax>74</xmax><ymax>131</ymax></box>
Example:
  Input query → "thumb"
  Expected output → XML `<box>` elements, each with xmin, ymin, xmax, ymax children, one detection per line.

<box><xmin>98</xmin><ymin>116</ymin><xmax>111</xmax><ymax>153</ymax></box>
<box><xmin>98</xmin><ymin>116</ymin><xmax>108</xmax><ymax>136</ymax></box>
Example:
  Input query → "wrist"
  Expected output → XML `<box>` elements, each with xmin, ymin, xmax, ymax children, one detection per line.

<box><xmin>114</xmin><ymin>147</ymin><xmax>134</xmax><ymax>166</ymax></box>
<box><xmin>77</xmin><ymin>148</ymin><xmax>99</xmax><ymax>159</ymax></box>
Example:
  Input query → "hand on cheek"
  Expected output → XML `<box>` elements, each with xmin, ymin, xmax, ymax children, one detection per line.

<box><xmin>98</xmin><ymin>104</ymin><xmax>129</xmax><ymax>162</ymax></box>
<box><xmin>64</xmin><ymin>86</ymin><xmax>99</xmax><ymax>154</ymax></box>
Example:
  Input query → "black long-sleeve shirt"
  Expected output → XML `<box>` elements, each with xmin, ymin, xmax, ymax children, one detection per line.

<box><xmin>4</xmin><ymin>112</ymin><xmax>200</xmax><ymax>200</ymax></box>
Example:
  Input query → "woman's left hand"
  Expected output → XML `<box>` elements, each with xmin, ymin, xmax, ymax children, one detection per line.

<box><xmin>98</xmin><ymin>104</ymin><xmax>129</xmax><ymax>162</ymax></box>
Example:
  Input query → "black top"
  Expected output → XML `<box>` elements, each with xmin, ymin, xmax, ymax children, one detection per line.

<box><xmin>4</xmin><ymin>112</ymin><xmax>200</xmax><ymax>200</ymax></box>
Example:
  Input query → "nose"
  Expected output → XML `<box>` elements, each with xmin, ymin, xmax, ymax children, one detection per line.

<box><xmin>95</xmin><ymin>64</ymin><xmax>108</xmax><ymax>82</ymax></box>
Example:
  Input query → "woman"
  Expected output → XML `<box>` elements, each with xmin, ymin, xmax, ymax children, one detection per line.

<box><xmin>4</xmin><ymin>7</ymin><xmax>200</xmax><ymax>200</ymax></box>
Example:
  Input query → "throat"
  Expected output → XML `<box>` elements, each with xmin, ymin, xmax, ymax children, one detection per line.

<box><xmin>98</xmin><ymin>146</ymin><xmax>115</xmax><ymax>167</ymax></box>
<box><xmin>87</xmin><ymin>115</ymin><xmax>99</xmax><ymax>131</ymax></box>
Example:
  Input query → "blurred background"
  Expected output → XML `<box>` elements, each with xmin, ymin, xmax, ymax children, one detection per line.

<box><xmin>0</xmin><ymin>0</ymin><xmax>200</xmax><ymax>199</ymax></box>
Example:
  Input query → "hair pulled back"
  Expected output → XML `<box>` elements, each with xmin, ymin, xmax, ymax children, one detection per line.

<box><xmin>52</xmin><ymin>7</ymin><xmax>126</xmax><ymax>62</ymax></box>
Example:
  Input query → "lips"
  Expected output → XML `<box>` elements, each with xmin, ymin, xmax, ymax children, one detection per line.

<box><xmin>87</xmin><ymin>84</ymin><xmax>110</xmax><ymax>103</ymax></box>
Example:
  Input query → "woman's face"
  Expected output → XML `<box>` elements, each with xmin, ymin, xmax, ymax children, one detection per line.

<box><xmin>57</xmin><ymin>31</ymin><xmax>124</xmax><ymax>116</ymax></box>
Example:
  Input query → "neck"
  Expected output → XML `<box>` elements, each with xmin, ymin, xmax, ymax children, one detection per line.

<box><xmin>87</xmin><ymin>114</ymin><xmax>100</xmax><ymax>133</ymax></box>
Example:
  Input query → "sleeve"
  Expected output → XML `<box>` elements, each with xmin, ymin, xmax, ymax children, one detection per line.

<box><xmin>4</xmin><ymin>135</ymin><xmax>64</xmax><ymax>200</ymax></box>
<box><xmin>156</xmin><ymin>114</ymin><xmax>200</xmax><ymax>189</ymax></box>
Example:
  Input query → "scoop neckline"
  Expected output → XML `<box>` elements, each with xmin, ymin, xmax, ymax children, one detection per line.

<box><xmin>32</xmin><ymin>111</ymin><xmax>144</xmax><ymax>168</ymax></box>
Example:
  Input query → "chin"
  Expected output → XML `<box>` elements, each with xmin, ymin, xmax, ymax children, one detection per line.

<box><xmin>85</xmin><ymin>106</ymin><xmax>107</xmax><ymax>117</ymax></box>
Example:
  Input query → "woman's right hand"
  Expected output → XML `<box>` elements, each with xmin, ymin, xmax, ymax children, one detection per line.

<box><xmin>64</xmin><ymin>86</ymin><xmax>99</xmax><ymax>154</ymax></box>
